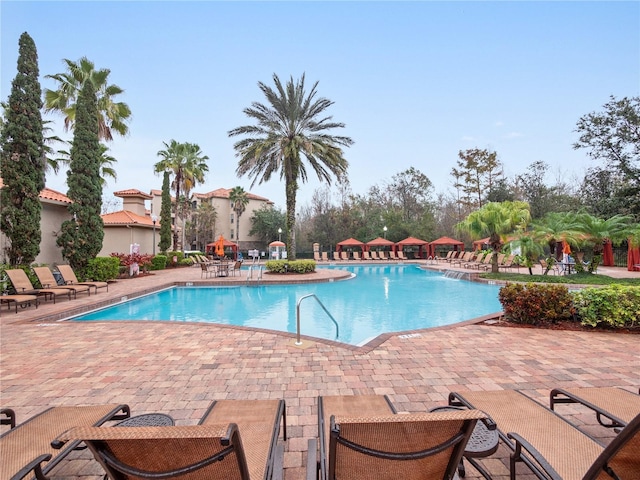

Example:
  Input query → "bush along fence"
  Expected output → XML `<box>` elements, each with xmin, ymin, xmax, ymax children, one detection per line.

<box><xmin>499</xmin><ymin>283</ymin><xmax>639</xmax><ymax>330</ymax></box>
<box><xmin>264</xmin><ymin>259</ymin><xmax>316</xmax><ymax>274</ymax></box>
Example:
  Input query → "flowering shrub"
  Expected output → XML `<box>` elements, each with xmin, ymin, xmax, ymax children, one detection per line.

<box><xmin>110</xmin><ymin>252</ymin><xmax>154</xmax><ymax>275</ymax></box>
<box><xmin>498</xmin><ymin>283</ymin><xmax>574</xmax><ymax>325</ymax></box>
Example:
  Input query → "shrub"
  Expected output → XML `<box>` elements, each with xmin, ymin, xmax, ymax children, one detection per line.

<box><xmin>572</xmin><ymin>285</ymin><xmax>640</xmax><ymax>329</ymax></box>
<box><xmin>150</xmin><ymin>255</ymin><xmax>167</xmax><ymax>271</ymax></box>
<box><xmin>264</xmin><ymin>259</ymin><xmax>316</xmax><ymax>274</ymax></box>
<box><xmin>166</xmin><ymin>251</ymin><xmax>184</xmax><ymax>267</ymax></box>
<box><xmin>499</xmin><ymin>283</ymin><xmax>574</xmax><ymax>325</ymax></box>
<box><xmin>179</xmin><ymin>258</ymin><xmax>193</xmax><ymax>267</ymax></box>
<box><xmin>85</xmin><ymin>257</ymin><xmax>119</xmax><ymax>282</ymax></box>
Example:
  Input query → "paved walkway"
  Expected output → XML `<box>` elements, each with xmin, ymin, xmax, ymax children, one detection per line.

<box><xmin>1</xmin><ymin>261</ymin><xmax>639</xmax><ymax>479</ymax></box>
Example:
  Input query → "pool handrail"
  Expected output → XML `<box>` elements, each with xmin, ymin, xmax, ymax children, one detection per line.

<box><xmin>296</xmin><ymin>294</ymin><xmax>339</xmax><ymax>345</ymax></box>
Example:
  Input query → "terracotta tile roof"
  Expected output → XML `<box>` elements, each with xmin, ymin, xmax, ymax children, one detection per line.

<box><xmin>0</xmin><ymin>178</ymin><xmax>72</xmax><ymax>204</ymax></box>
<box><xmin>101</xmin><ymin>210</ymin><xmax>156</xmax><ymax>226</ymax></box>
<box><xmin>194</xmin><ymin>188</ymin><xmax>272</xmax><ymax>202</ymax></box>
<box><xmin>113</xmin><ymin>189</ymin><xmax>153</xmax><ymax>199</ymax></box>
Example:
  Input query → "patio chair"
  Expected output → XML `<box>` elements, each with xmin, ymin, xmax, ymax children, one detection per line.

<box><xmin>333</xmin><ymin>252</ymin><xmax>340</xmax><ymax>261</ymax></box>
<box><xmin>370</xmin><ymin>251</ymin><xmax>380</xmax><ymax>260</ymax></box>
<box><xmin>353</xmin><ymin>251</ymin><xmax>361</xmax><ymax>260</ymax></box>
<box><xmin>362</xmin><ymin>251</ymin><xmax>372</xmax><ymax>261</ymax></box>
<box><xmin>440</xmin><ymin>251</ymin><xmax>454</xmax><ymax>263</ymax></box>
<box><xmin>397</xmin><ymin>250</ymin><xmax>407</xmax><ymax>261</ymax></box>
<box><xmin>539</xmin><ymin>258</ymin><xmax>560</xmax><ymax>276</ymax></box>
<box><xmin>0</xmin><ymin>404</ymin><xmax>130</xmax><ymax>480</ymax></box>
<box><xmin>1</xmin><ymin>294</ymin><xmax>39</xmax><ymax>313</ymax></box>
<box><xmin>379</xmin><ymin>250</ymin><xmax>388</xmax><ymax>260</ymax></box>
<box><xmin>451</xmin><ymin>251</ymin><xmax>471</xmax><ymax>267</ymax></box>
<box><xmin>55</xmin><ymin>423</ymin><xmax>256</xmax><ymax>480</ymax></box>
<box><xmin>388</xmin><ymin>250</ymin><xmax>398</xmax><ymax>260</ymax></box>
<box><xmin>550</xmin><ymin>386</ymin><xmax>640</xmax><ymax>429</ymax></box>
<box><xmin>321</xmin><ymin>252</ymin><xmax>329</xmax><ymax>262</ymax></box>
<box><xmin>199</xmin><ymin>399</ymin><xmax>287</xmax><ymax>480</ymax></box>
<box><xmin>308</xmin><ymin>394</ymin><xmax>486</xmax><ymax>480</ymax></box>
<box><xmin>340</xmin><ymin>251</ymin><xmax>349</xmax><ymax>261</ymax></box>
<box><xmin>5</xmin><ymin>268</ymin><xmax>73</xmax><ymax>304</ymax></box>
<box><xmin>55</xmin><ymin>264</ymin><xmax>109</xmax><ymax>293</ymax></box>
<box><xmin>314</xmin><ymin>252</ymin><xmax>321</xmax><ymax>262</ymax></box>
<box><xmin>449</xmin><ymin>389</ymin><xmax>640</xmax><ymax>479</ymax></box>
<box><xmin>230</xmin><ymin>261</ymin><xmax>243</xmax><ymax>276</ymax></box>
<box><xmin>33</xmin><ymin>266</ymin><xmax>91</xmax><ymax>298</ymax></box>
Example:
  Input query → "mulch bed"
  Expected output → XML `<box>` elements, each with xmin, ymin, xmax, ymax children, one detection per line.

<box><xmin>485</xmin><ymin>318</ymin><xmax>640</xmax><ymax>334</ymax></box>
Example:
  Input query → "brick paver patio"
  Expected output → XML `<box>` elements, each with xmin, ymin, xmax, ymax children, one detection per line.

<box><xmin>1</xmin><ymin>261</ymin><xmax>639</xmax><ymax>479</ymax></box>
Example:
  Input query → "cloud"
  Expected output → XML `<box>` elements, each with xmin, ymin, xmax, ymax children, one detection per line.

<box><xmin>503</xmin><ymin>132</ymin><xmax>524</xmax><ymax>139</ymax></box>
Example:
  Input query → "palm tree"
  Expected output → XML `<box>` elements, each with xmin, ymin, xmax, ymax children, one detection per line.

<box><xmin>229</xmin><ymin>186</ymin><xmax>249</xmax><ymax>251</ymax></box>
<box><xmin>44</xmin><ymin>56</ymin><xmax>131</xmax><ymax>141</ymax></box>
<box><xmin>456</xmin><ymin>201</ymin><xmax>531</xmax><ymax>273</ymax></box>
<box><xmin>229</xmin><ymin>73</ymin><xmax>353</xmax><ymax>259</ymax></box>
<box><xmin>154</xmin><ymin>140</ymin><xmax>209</xmax><ymax>250</ymax></box>
<box><xmin>574</xmin><ymin>213</ymin><xmax>634</xmax><ymax>271</ymax></box>
<box><xmin>529</xmin><ymin>211</ymin><xmax>583</xmax><ymax>259</ymax></box>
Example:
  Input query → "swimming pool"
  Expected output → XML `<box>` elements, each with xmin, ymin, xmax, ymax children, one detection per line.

<box><xmin>71</xmin><ymin>265</ymin><xmax>502</xmax><ymax>346</ymax></box>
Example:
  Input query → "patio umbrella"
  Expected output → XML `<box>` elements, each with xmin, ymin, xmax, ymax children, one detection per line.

<box><xmin>215</xmin><ymin>235</ymin><xmax>225</xmax><ymax>256</ymax></box>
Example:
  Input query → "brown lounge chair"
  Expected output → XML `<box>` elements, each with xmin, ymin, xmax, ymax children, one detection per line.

<box><xmin>307</xmin><ymin>395</ymin><xmax>486</xmax><ymax>480</ymax></box>
<box><xmin>449</xmin><ymin>389</ymin><xmax>640</xmax><ymax>479</ymax></box>
<box><xmin>0</xmin><ymin>404</ymin><xmax>130</xmax><ymax>480</ymax></box>
<box><xmin>550</xmin><ymin>386</ymin><xmax>640</xmax><ymax>429</ymax></box>
<box><xmin>0</xmin><ymin>294</ymin><xmax>39</xmax><ymax>313</ymax></box>
<box><xmin>55</xmin><ymin>264</ymin><xmax>108</xmax><ymax>294</ymax></box>
<box><xmin>5</xmin><ymin>268</ymin><xmax>73</xmax><ymax>304</ymax></box>
<box><xmin>33</xmin><ymin>266</ymin><xmax>91</xmax><ymax>298</ymax></box>
<box><xmin>57</xmin><ymin>399</ymin><xmax>286</xmax><ymax>480</ymax></box>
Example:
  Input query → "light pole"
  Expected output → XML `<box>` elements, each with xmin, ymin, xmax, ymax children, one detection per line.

<box><xmin>278</xmin><ymin>228</ymin><xmax>282</xmax><ymax>242</ymax></box>
<box><xmin>151</xmin><ymin>215</ymin><xmax>158</xmax><ymax>255</ymax></box>
<box><xmin>383</xmin><ymin>226</ymin><xmax>387</xmax><ymax>239</ymax></box>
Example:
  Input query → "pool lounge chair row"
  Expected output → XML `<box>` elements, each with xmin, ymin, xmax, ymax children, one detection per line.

<box><xmin>314</xmin><ymin>251</ymin><xmax>409</xmax><ymax>261</ymax></box>
<box><xmin>2</xmin><ymin>266</ymin><xmax>108</xmax><ymax>313</ymax></box>
<box><xmin>4</xmin><ymin>386</ymin><xmax>637</xmax><ymax>479</ymax></box>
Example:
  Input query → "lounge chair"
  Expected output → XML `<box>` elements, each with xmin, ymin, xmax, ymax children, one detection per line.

<box><xmin>340</xmin><ymin>251</ymin><xmax>349</xmax><ymax>261</ymax></box>
<box><xmin>451</xmin><ymin>251</ymin><xmax>471</xmax><ymax>267</ymax></box>
<box><xmin>449</xmin><ymin>389</ymin><xmax>640</xmax><ymax>479</ymax></box>
<box><xmin>497</xmin><ymin>254</ymin><xmax>517</xmax><ymax>272</ymax></box>
<box><xmin>550</xmin><ymin>386</ymin><xmax>640</xmax><ymax>429</ymax></box>
<box><xmin>333</xmin><ymin>252</ymin><xmax>340</xmax><ymax>261</ymax></box>
<box><xmin>378</xmin><ymin>250</ymin><xmax>388</xmax><ymax>260</ymax></box>
<box><xmin>362</xmin><ymin>251</ymin><xmax>372</xmax><ymax>261</ymax></box>
<box><xmin>397</xmin><ymin>250</ymin><xmax>407</xmax><ymax>261</ymax></box>
<box><xmin>370</xmin><ymin>251</ymin><xmax>380</xmax><ymax>260</ymax></box>
<box><xmin>1</xmin><ymin>294</ymin><xmax>39</xmax><ymax>313</ymax></box>
<box><xmin>388</xmin><ymin>250</ymin><xmax>398</xmax><ymax>260</ymax></box>
<box><xmin>55</xmin><ymin>264</ymin><xmax>109</xmax><ymax>293</ymax></box>
<box><xmin>308</xmin><ymin>394</ymin><xmax>486</xmax><ymax>480</ymax></box>
<box><xmin>352</xmin><ymin>251</ymin><xmax>361</xmax><ymax>260</ymax></box>
<box><xmin>440</xmin><ymin>251</ymin><xmax>454</xmax><ymax>263</ymax></box>
<box><xmin>33</xmin><ymin>266</ymin><xmax>91</xmax><ymax>298</ymax></box>
<box><xmin>5</xmin><ymin>268</ymin><xmax>73</xmax><ymax>304</ymax></box>
<box><xmin>0</xmin><ymin>404</ymin><xmax>130</xmax><ymax>480</ymax></box>
<box><xmin>539</xmin><ymin>258</ymin><xmax>560</xmax><ymax>276</ymax></box>
<box><xmin>321</xmin><ymin>252</ymin><xmax>329</xmax><ymax>262</ymax></box>
<box><xmin>199</xmin><ymin>399</ymin><xmax>287</xmax><ymax>480</ymax></box>
<box><xmin>445</xmin><ymin>251</ymin><xmax>460</xmax><ymax>263</ymax></box>
<box><xmin>474</xmin><ymin>252</ymin><xmax>497</xmax><ymax>271</ymax></box>
<box><xmin>314</xmin><ymin>252</ymin><xmax>321</xmax><ymax>262</ymax></box>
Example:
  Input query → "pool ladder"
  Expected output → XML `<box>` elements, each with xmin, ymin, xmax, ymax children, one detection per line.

<box><xmin>246</xmin><ymin>264</ymin><xmax>263</xmax><ymax>285</ymax></box>
<box><xmin>295</xmin><ymin>294</ymin><xmax>339</xmax><ymax>345</ymax></box>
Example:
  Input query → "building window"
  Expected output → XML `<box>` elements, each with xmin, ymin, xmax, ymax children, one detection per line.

<box><xmin>230</xmin><ymin>230</ymin><xmax>234</xmax><ymax>239</ymax></box>
<box><xmin>230</xmin><ymin>214</ymin><xmax>234</xmax><ymax>224</ymax></box>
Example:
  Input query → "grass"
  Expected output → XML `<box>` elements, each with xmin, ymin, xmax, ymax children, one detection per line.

<box><xmin>481</xmin><ymin>272</ymin><xmax>640</xmax><ymax>286</ymax></box>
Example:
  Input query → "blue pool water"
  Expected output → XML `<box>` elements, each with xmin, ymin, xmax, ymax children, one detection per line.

<box><xmin>71</xmin><ymin>265</ymin><xmax>502</xmax><ymax>346</ymax></box>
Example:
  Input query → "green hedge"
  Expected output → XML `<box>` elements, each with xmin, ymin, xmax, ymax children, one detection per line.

<box><xmin>572</xmin><ymin>285</ymin><xmax>640</xmax><ymax>329</ymax></box>
<box><xmin>264</xmin><ymin>259</ymin><xmax>316</xmax><ymax>274</ymax></box>
<box><xmin>85</xmin><ymin>257</ymin><xmax>120</xmax><ymax>282</ymax></box>
<box><xmin>150</xmin><ymin>255</ymin><xmax>167</xmax><ymax>271</ymax></box>
<box><xmin>498</xmin><ymin>283</ymin><xmax>574</xmax><ymax>325</ymax></box>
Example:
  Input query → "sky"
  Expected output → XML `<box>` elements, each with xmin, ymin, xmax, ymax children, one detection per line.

<box><xmin>2</xmin><ymin>1</ymin><xmax>639</xmax><ymax>212</ymax></box>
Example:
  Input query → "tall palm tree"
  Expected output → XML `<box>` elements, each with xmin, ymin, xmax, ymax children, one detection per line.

<box><xmin>229</xmin><ymin>73</ymin><xmax>353</xmax><ymax>259</ymax></box>
<box><xmin>44</xmin><ymin>56</ymin><xmax>131</xmax><ymax>141</ymax></box>
<box><xmin>229</xmin><ymin>186</ymin><xmax>249</xmax><ymax>251</ymax></box>
<box><xmin>154</xmin><ymin>140</ymin><xmax>209</xmax><ymax>250</ymax></box>
<box><xmin>530</xmin><ymin>211</ymin><xmax>583</xmax><ymax>259</ymax></box>
<box><xmin>456</xmin><ymin>201</ymin><xmax>531</xmax><ymax>273</ymax></box>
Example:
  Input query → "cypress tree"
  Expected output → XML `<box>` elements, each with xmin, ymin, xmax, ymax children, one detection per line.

<box><xmin>56</xmin><ymin>79</ymin><xmax>103</xmax><ymax>272</ymax></box>
<box><xmin>0</xmin><ymin>32</ymin><xmax>45</xmax><ymax>265</ymax></box>
<box><xmin>159</xmin><ymin>171</ymin><xmax>172</xmax><ymax>253</ymax></box>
